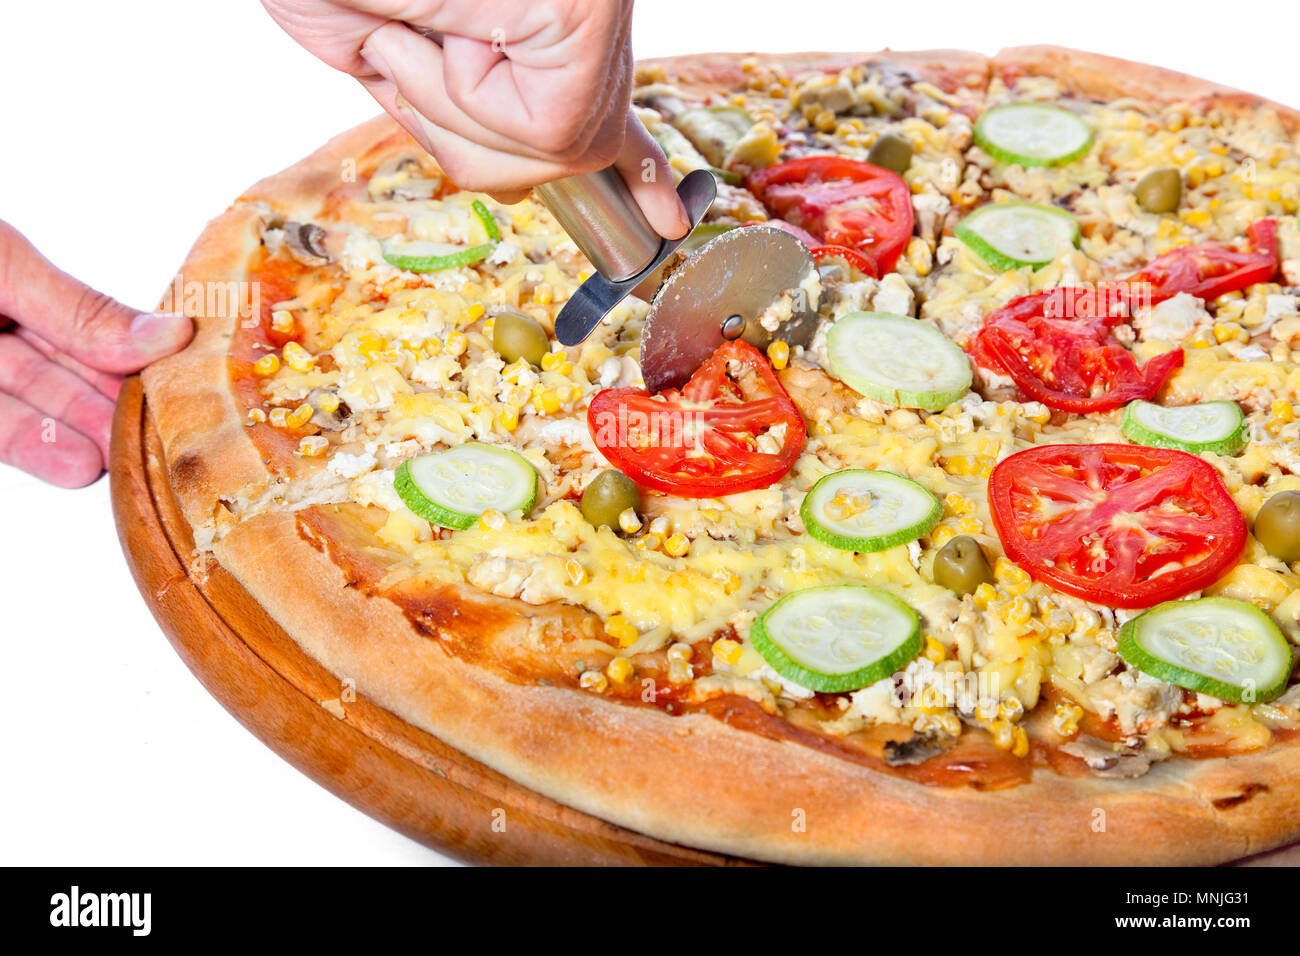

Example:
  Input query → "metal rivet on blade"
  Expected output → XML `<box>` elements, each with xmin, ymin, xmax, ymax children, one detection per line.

<box><xmin>721</xmin><ymin>315</ymin><xmax>745</xmax><ymax>340</ymax></box>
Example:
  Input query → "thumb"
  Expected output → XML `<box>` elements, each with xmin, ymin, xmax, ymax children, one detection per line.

<box><xmin>0</xmin><ymin>220</ymin><xmax>193</xmax><ymax>374</ymax></box>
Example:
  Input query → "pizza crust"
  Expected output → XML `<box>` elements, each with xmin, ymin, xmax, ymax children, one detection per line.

<box><xmin>994</xmin><ymin>45</ymin><xmax>1300</xmax><ymax>133</ymax></box>
<box><xmin>142</xmin><ymin>48</ymin><xmax>1300</xmax><ymax>864</ymax></box>
<box><xmin>215</xmin><ymin>506</ymin><xmax>1300</xmax><ymax>865</ymax></box>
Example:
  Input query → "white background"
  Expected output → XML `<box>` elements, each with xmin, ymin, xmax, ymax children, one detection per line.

<box><xmin>1</xmin><ymin>0</ymin><xmax>1297</xmax><ymax>865</ymax></box>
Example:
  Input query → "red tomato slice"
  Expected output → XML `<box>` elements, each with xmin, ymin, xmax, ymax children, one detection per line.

<box><xmin>745</xmin><ymin>156</ymin><xmax>914</xmax><ymax>274</ymax></box>
<box><xmin>810</xmin><ymin>244</ymin><xmax>878</xmax><ymax>278</ymax></box>
<box><xmin>1121</xmin><ymin>218</ymin><xmax>1278</xmax><ymax>305</ymax></box>
<box><xmin>968</xmin><ymin>289</ymin><xmax>1184</xmax><ymax>413</ymax></box>
<box><xmin>587</xmin><ymin>341</ymin><xmax>806</xmax><ymax>498</ymax></box>
<box><xmin>989</xmin><ymin>444</ymin><xmax>1245</xmax><ymax>608</ymax></box>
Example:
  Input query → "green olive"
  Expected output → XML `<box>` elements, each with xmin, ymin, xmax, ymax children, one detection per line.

<box><xmin>1254</xmin><ymin>491</ymin><xmax>1300</xmax><ymax>562</ymax></box>
<box><xmin>932</xmin><ymin>535</ymin><xmax>993</xmax><ymax>596</ymax></box>
<box><xmin>1135</xmin><ymin>168</ymin><xmax>1183</xmax><ymax>214</ymax></box>
<box><xmin>492</xmin><ymin>310</ymin><xmax>549</xmax><ymax>367</ymax></box>
<box><xmin>581</xmin><ymin>469</ymin><xmax>641</xmax><ymax>531</ymax></box>
<box><xmin>867</xmin><ymin>133</ymin><xmax>913</xmax><ymax>175</ymax></box>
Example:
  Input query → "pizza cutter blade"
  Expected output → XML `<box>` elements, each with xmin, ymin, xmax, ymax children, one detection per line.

<box><xmin>551</xmin><ymin>168</ymin><xmax>718</xmax><ymax>346</ymax></box>
<box><xmin>639</xmin><ymin>225</ymin><xmax>819</xmax><ymax>394</ymax></box>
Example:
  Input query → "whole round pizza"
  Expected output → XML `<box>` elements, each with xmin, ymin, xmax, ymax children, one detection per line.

<box><xmin>142</xmin><ymin>46</ymin><xmax>1300</xmax><ymax>865</ymax></box>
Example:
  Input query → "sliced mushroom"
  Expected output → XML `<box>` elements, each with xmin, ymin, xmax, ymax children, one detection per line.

<box><xmin>368</xmin><ymin>155</ymin><xmax>440</xmax><ymax>201</ymax></box>
<box><xmin>308</xmin><ymin>389</ymin><xmax>353</xmax><ymax>431</ymax></box>
<box><xmin>1061</xmin><ymin>735</ymin><xmax>1156</xmax><ymax>779</ymax></box>
<box><xmin>882</xmin><ymin>730</ymin><xmax>956</xmax><ymax>766</ymax></box>
<box><xmin>284</xmin><ymin>222</ymin><xmax>332</xmax><ymax>267</ymax></box>
<box><xmin>631</xmin><ymin>82</ymin><xmax>686</xmax><ymax>119</ymax></box>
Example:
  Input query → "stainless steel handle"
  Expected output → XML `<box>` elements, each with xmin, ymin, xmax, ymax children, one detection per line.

<box><xmin>534</xmin><ymin>168</ymin><xmax>662</xmax><ymax>282</ymax></box>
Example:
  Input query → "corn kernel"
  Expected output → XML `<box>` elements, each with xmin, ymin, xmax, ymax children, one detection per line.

<box><xmin>1003</xmin><ymin>596</ymin><xmax>1033</xmax><ymax>627</ymax></box>
<box><xmin>463</xmin><ymin>303</ymin><xmax>486</xmax><ymax>324</ymax></box>
<box><xmin>944</xmin><ymin>454</ymin><xmax>977</xmax><ymax>476</ymax></box>
<box><xmin>532</xmin><ymin>283</ymin><xmax>553</xmax><ymax>305</ymax></box>
<box><xmin>254</xmin><ymin>353</ymin><xmax>281</xmax><ymax>376</ymax></box>
<box><xmin>1052</xmin><ymin>701</ymin><xmax>1083</xmax><ymax>738</ymax></box>
<box><xmin>314</xmin><ymin>391</ymin><xmax>340</xmax><ymax>414</ymax></box>
<box><xmin>268</xmin><ymin>407</ymin><xmax>290</xmax><ymax>428</ymax></box>
<box><xmin>1011</xmin><ymin>726</ymin><xmax>1030</xmax><ymax>758</ymax></box>
<box><xmin>973</xmin><ymin>582</ymin><xmax>997</xmax><ymax>609</ymax></box>
<box><xmin>424</xmin><ymin>338</ymin><xmax>443</xmax><ymax>357</ymax></box>
<box><xmin>957</xmin><ymin>516</ymin><xmax>983</xmax><ymax>535</ymax></box>
<box><xmin>356</xmin><ymin>331</ymin><xmax>387</xmax><ymax>357</ymax></box>
<box><xmin>606</xmin><ymin>657</ymin><xmax>634</xmax><ymax>684</ymax></box>
<box><xmin>1212</xmin><ymin>322</ymin><xmax>1239</xmax><ymax>344</ymax></box>
<box><xmin>945</xmin><ymin>492</ymin><xmax>976</xmax><ymax>516</ymax></box>
<box><xmin>930</xmin><ymin>525</ymin><xmax>957</xmax><ymax>547</ymax></box>
<box><xmin>270</xmin><ymin>309</ymin><xmax>295</xmax><ymax>334</ymax></box>
<box><xmin>286</xmin><ymin>403</ymin><xmax>314</xmax><ymax>429</ymax></box>
<box><xmin>1272</xmin><ymin>400</ymin><xmax>1295</xmax><ymax>423</ymax></box>
<box><xmin>712</xmin><ymin>638</ymin><xmax>743</xmax><ymax>667</ymax></box>
<box><xmin>664</xmin><ymin>533</ymin><xmax>690</xmax><ymax>558</ymax></box>
<box><xmin>906</xmin><ymin>237</ymin><xmax>932</xmax><ymax>277</ymax></box>
<box><xmin>565</xmin><ymin>558</ymin><xmax>587</xmax><ymax>586</ymax></box>
<box><xmin>923</xmin><ymin>636</ymin><xmax>946</xmax><ymax>663</ymax></box>
<box><xmin>714</xmin><ymin>568</ymin><xmax>742</xmax><ymax>593</ymax></box>
<box><xmin>444</xmin><ymin>332</ymin><xmax>468</xmax><ymax>357</ymax></box>
<box><xmin>648</xmin><ymin>515</ymin><xmax>671</xmax><ymax>536</ymax></box>
<box><xmin>540</xmin><ymin>351</ymin><xmax>565</xmax><ymax>371</ymax></box>
<box><xmin>478</xmin><ymin>508</ymin><xmax>506</xmax><ymax>531</ymax></box>
<box><xmin>667</xmin><ymin>660</ymin><xmax>693</xmax><ymax>684</ymax></box>
<box><xmin>497</xmin><ymin>406</ymin><xmax>519</xmax><ymax>431</ymax></box>
<box><xmin>605</xmin><ymin>615</ymin><xmax>638</xmax><ymax>647</ymax></box>
<box><xmin>635</xmin><ymin>533</ymin><xmax>663</xmax><ymax>553</ymax></box>
<box><xmin>766</xmin><ymin>340</ymin><xmax>790</xmax><ymax>370</ymax></box>
<box><xmin>579</xmin><ymin>670</ymin><xmax>609</xmax><ymax>693</ymax></box>
<box><xmin>617</xmin><ymin>508</ymin><xmax>642</xmax><ymax>534</ymax></box>
<box><xmin>666</xmin><ymin>642</ymin><xmax>693</xmax><ymax>664</ymax></box>
<box><xmin>990</xmin><ymin>719</ymin><xmax>1015</xmax><ymax>751</ymax></box>
<box><xmin>282</xmin><ymin>341</ymin><xmax>315</xmax><ymax>373</ymax></box>
<box><xmin>995</xmin><ymin>558</ymin><xmax>1030</xmax><ymax>587</ymax></box>
<box><xmin>999</xmin><ymin>697</ymin><xmax>1025</xmax><ymax>722</ymax></box>
<box><xmin>297</xmin><ymin>435</ymin><xmax>329</xmax><ymax>457</ymax></box>
<box><xmin>245</xmin><ymin>407</ymin><xmax>267</xmax><ymax>425</ymax></box>
<box><xmin>532</xmin><ymin>388</ymin><xmax>561</xmax><ymax>415</ymax></box>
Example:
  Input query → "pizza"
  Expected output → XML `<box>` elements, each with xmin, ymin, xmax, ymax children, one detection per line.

<box><xmin>142</xmin><ymin>46</ymin><xmax>1300</xmax><ymax>865</ymax></box>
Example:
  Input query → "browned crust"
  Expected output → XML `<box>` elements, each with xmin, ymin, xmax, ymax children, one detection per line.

<box><xmin>640</xmin><ymin>49</ymin><xmax>989</xmax><ymax>97</ymax></box>
<box><xmin>217</xmin><ymin>507</ymin><xmax>1300</xmax><ymax>865</ymax></box>
<box><xmin>993</xmin><ymin>45</ymin><xmax>1300</xmax><ymax>134</ymax></box>
<box><xmin>238</xmin><ymin>114</ymin><xmax>406</xmax><ymax>216</ymax></box>
<box><xmin>144</xmin><ymin>48</ymin><xmax>1300</xmax><ymax>864</ymax></box>
<box><xmin>140</xmin><ymin>203</ymin><xmax>272</xmax><ymax>535</ymax></box>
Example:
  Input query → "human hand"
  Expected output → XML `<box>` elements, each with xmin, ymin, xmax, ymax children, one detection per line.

<box><xmin>0</xmin><ymin>221</ymin><xmax>193</xmax><ymax>487</ymax></box>
<box><xmin>261</xmin><ymin>0</ymin><xmax>689</xmax><ymax>238</ymax></box>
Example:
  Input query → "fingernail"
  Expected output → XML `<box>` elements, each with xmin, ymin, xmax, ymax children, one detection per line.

<box><xmin>130</xmin><ymin>312</ymin><xmax>188</xmax><ymax>347</ymax></box>
<box><xmin>675</xmin><ymin>200</ymin><xmax>692</xmax><ymax>237</ymax></box>
<box><xmin>362</xmin><ymin>41</ymin><xmax>394</xmax><ymax>84</ymax></box>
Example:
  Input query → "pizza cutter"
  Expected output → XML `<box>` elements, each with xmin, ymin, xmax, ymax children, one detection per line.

<box><xmin>547</xmin><ymin>179</ymin><xmax>820</xmax><ymax>392</ymax></box>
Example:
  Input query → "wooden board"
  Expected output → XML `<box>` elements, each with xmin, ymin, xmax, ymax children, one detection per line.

<box><xmin>110</xmin><ymin>377</ymin><xmax>1300</xmax><ymax>866</ymax></box>
<box><xmin>109</xmin><ymin>376</ymin><xmax>753</xmax><ymax>866</ymax></box>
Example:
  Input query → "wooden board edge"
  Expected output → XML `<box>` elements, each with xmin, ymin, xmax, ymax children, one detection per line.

<box><xmin>110</xmin><ymin>376</ymin><xmax>752</xmax><ymax>866</ymax></box>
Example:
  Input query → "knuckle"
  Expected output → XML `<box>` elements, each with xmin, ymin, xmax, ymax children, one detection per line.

<box><xmin>72</xmin><ymin>287</ymin><xmax>129</xmax><ymax>349</ymax></box>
